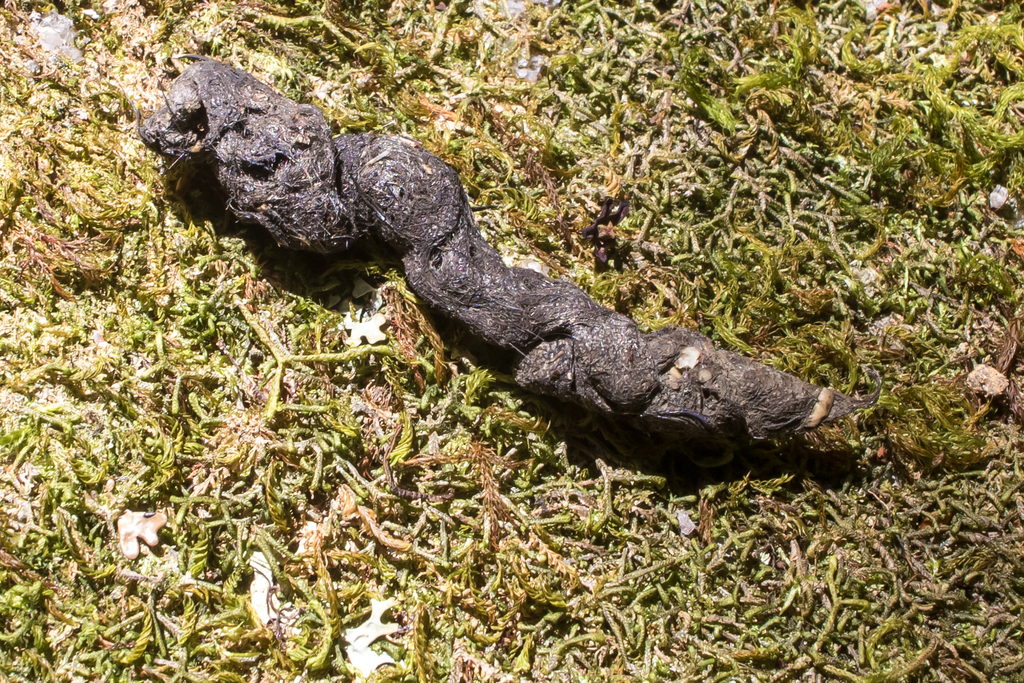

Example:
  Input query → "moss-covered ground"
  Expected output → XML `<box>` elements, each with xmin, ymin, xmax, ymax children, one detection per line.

<box><xmin>2</xmin><ymin>0</ymin><xmax>1023</xmax><ymax>680</ymax></box>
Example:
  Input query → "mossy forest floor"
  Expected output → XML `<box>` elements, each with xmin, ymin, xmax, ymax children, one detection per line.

<box><xmin>2</xmin><ymin>0</ymin><xmax>1024</xmax><ymax>680</ymax></box>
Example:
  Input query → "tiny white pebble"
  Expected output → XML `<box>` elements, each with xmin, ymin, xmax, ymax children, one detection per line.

<box><xmin>990</xmin><ymin>185</ymin><xmax>1008</xmax><ymax>210</ymax></box>
<box><xmin>966</xmin><ymin>364</ymin><xmax>1008</xmax><ymax>397</ymax></box>
<box><xmin>677</xmin><ymin>509</ymin><xmax>697</xmax><ymax>537</ymax></box>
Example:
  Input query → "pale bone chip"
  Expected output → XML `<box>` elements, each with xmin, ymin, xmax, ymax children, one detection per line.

<box><xmin>248</xmin><ymin>551</ymin><xmax>278</xmax><ymax>626</ymax></box>
<box><xmin>117</xmin><ymin>511</ymin><xmax>167</xmax><ymax>559</ymax></box>
<box><xmin>675</xmin><ymin>346</ymin><xmax>701</xmax><ymax>370</ymax></box>
<box><xmin>248</xmin><ymin>552</ymin><xmax>299</xmax><ymax>634</ymax></box>
<box><xmin>351</xmin><ymin>277</ymin><xmax>376</xmax><ymax>299</ymax></box>
<box><xmin>30</xmin><ymin>11</ymin><xmax>84</xmax><ymax>63</ymax></box>
<box><xmin>505</xmin><ymin>0</ymin><xmax>526</xmax><ymax>18</ymax></box>
<box><xmin>966</xmin><ymin>364</ymin><xmax>1009</xmax><ymax>397</ymax></box>
<box><xmin>677</xmin><ymin>509</ymin><xmax>697</xmax><ymax>537</ymax></box>
<box><xmin>344</xmin><ymin>598</ymin><xmax>401</xmax><ymax>678</ymax></box>
<box><xmin>801</xmin><ymin>388</ymin><xmax>835</xmax><ymax>430</ymax></box>
<box><xmin>346</xmin><ymin>312</ymin><xmax>388</xmax><ymax>346</ymax></box>
<box><xmin>92</xmin><ymin>326</ymin><xmax>112</xmax><ymax>351</ymax></box>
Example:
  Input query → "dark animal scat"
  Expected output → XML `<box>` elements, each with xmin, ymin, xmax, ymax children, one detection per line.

<box><xmin>140</xmin><ymin>59</ymin><xmax>878</xmax><ymax>444</ymax></box>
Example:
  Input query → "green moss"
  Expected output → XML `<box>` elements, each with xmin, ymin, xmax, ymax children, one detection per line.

<box><xmin>1</xmin><ymin>0</ymin><xmax>1024</xmax><ymax>681</ymax></box>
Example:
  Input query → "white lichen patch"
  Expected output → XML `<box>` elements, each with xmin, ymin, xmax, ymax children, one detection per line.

<box><xmin>344</xmin><ymin>598</ymin><xmax>401</xmax><ymax>679</ymax></box>
<box><xmin>345</xmin><ymin>312</ymin><xmax>388</xmax><ymax>346</ymax></box>
<box><xmin>248</xmin><ymin>551</ymin><xmax>277</xmax><ymax>626</ymax></box>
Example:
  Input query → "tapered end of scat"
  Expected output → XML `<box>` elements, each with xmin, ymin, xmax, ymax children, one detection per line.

<box><xmin>643</xmin><ymin>328</ymin><xmax>879</xmax><ymax>441</ymax></box>
<box><xmin>813</xmin><ymin>368</ymin><xmax>881</xmax><ymax>430</ymax></box>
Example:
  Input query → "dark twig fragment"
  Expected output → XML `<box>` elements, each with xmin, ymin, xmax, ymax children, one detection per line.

<box><xmin>581</xmin><ymin>198</ymin><xmax>630</xmax><ymax>263</ymax></box>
